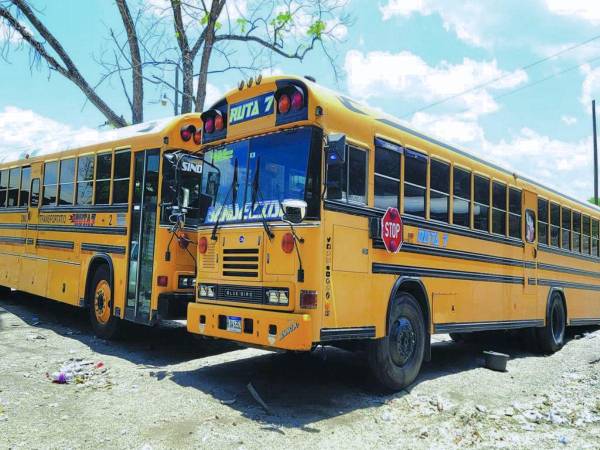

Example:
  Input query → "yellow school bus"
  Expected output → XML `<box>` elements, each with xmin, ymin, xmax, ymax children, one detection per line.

<box><xmin>0</xmin><ymin>114</ymin><xmax>205</xmax><ymax>338</ymax></box>
<box><xmin>186</xmin><ymin>75</ymin><xmax>600</xmax><ymax>390</ymax></box>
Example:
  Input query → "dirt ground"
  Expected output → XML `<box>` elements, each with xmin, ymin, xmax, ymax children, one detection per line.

<box><xmin>1</xmin><ymin>292</ymin><xmax>599</xmax><ymax>450</ymax></box>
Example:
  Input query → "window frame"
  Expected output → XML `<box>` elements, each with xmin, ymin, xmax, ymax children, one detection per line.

<box><xmin>429</xmin><ymin>158</ymin><xmax>450</xmax><ymax>223</ymax></box>
<box><xmin>373</xmin><ymin>138</ymin><xmax>402</xmax><ymax>211</ymax></box>
<box><xmin>94</xmin><ymin>151</ymin><xmax>113</xmax><ymax>205</ymax></box>
<box><xmin>491</xmin><ymin>180</ymin><xmax>507</xmax><ymax>236</ymax></box>
<box><xmin>452</xmin><ymin>165</ymin><xmax>471</xmax><ymax>228</ymax></box>
<box><xmin>112</xmin><ymin>148</ymin><xmax>132</xmax><ymax>205</ymax></box>
<box><xmin>403</xmin><ymin>148</ymin><xmax>428</xmax><ymax>219</ymax></box>
<box><xmin>473</xmin><ymin>174</ymin><xmax>490</xmax><ymax>232</ymax></box>
<box><xmin>42</xmin><ymin>160</ymin><xmax>59</xmax><ymax>207</ymax></box>
<box><xmin>537</xmin><ymin>198</ymin><xmax>549</xmax><ymax>246</ymax></box>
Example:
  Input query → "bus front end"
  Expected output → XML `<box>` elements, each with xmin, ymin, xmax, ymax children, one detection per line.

<box><xmin>187</xmin><ymin>78</ymin><xmax>325</xmax><ymax>351</ymax></box>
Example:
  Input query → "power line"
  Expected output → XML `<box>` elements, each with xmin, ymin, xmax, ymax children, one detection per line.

<box><xmin>405</xmin><ymin>32</ymin><xmax>600</xmax><ymax>118</ymax></box>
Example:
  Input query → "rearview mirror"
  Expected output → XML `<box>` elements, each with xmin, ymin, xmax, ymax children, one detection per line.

<box><xmin>281</xmin><ymin>199</ymin><xmax>307</xmax><ymax>224</ymax></box>
<box><xmin>326</xmin><ymin>133</ymin><xmax>346</xmax><ymax>166</ymax></box>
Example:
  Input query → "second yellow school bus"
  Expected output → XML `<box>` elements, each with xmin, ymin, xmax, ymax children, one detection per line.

<box><xmin>186</xmin><ymin>75</ymin><xmax>600</xmax><ymax>390</ymax></box>
<box><xmin>0</xmin><ymin>115</ymin><xmax>205</xmax><ymax>338</ymax></box>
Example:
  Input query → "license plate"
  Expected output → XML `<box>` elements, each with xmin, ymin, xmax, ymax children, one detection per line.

<box><xmin>226</xmin><ymin>316</ymin><xmax>242</xmax><ymax>333</ymax></box>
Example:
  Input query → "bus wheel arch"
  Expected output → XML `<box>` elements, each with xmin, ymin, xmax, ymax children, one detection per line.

<box><xmin>388</xmin><ymin>277</ymin><xmax>431</xmax><ymax>362</ymax></box>
<box><xmin>545</xmin><ymin>287</ymin><xmax>568</xmax><ymax>325</ymax></box>
<box><xmin>86</xmin><ymin>254</ymin><xmax>121</xmax><ymax>339</ymax></box>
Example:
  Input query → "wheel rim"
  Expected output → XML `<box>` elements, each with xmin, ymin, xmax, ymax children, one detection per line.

<box><xmin>390</xmin><ymin>316</ymin><xmax>417</xmax><ymax>366</ymax></box>
<box><xmin>94</xmin><ymin>280</ymin><xmax>112</xmax><ymax>325</ymax></box>
<box><xmin>550</xmin><ymin>302</ymin><xmax>565</xmax><ymax>344</ymax></box>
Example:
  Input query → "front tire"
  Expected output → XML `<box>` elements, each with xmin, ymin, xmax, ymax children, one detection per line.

<box><xmin>535</xmin><ymin>292</ymin><xmax>566</xmax><ymax>353</ymax></box>
<box><xmin>88</xmin><ymin>265</ymin><xmax>121</xmax><ymax>339</ymax></box>
<box><xmin>368</xmin><ymin>292</ymin><xmax>426</xmax><ymax>391</ymax></box>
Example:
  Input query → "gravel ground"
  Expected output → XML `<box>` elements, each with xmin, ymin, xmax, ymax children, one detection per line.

<box><xmin>1</xmin><ymin>292</ymin><xmax>599</xmax><ymax>449</ymax></box>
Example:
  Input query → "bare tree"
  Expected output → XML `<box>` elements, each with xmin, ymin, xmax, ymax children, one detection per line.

<box><xmin>0</xmin><ymin>0</ymin><xmax>351</xmax><ymax>127</ymax></box>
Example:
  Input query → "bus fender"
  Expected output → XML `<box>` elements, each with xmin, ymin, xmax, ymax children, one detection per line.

<box><xmin>544</xmin><ymin>287</ymin><xmax>567</xmax><ymax>325</ymax></box>
<box><xmin>388</xmin><ymin>276</ymin><xmax>432</xmax><ymax>362</ymax></box>
<box><xmin>84</xmin><ymin>253</ymin><xmax>115</xmax><ymax>309</ymax></box>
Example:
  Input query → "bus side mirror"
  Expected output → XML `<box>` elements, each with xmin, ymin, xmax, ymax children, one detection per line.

<box><xmin>326</xmin><ymin>133</ymin><xmax>346</xmax><ymax>166</ymax></box>
<box><xmin>282</xmin><ymin>199</ymin><xmax>307</xmax><ymax>224</ymax></box>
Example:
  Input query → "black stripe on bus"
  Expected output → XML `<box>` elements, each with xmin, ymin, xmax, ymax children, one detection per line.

<box><xmin>569</xmin><ymin>318</ymin><xmax>600</xmax><ymax>326</ymax></box>
<box><xmin>320</xmin><ymin>326</ymin><xmax>376</xmax><ymax>341</ymax></box>
<box><xmin>377</xmin><ymin>242</ymin><xmax>535</xmax><ymax>269</ymax></box>
<box><xmin>372</xmin><ymin>263</ymin><xmax>524</xmax><ymax>284</ymax></box>
<box><xmin>0</xmin><ymin>223</ymin><xmax>27</xmax><ymax>230</ymax></box>
<box><xmin>434</xmin><ymin>319</ymin><xmax>544</xmax><ymax>334</ymax></box>
<box><xmin>36</xmin><ymin>239</ymin><xmax>75</xmax><ymax>250</ymax></box>
<box><xmin>538</xmin><ymin>244</ymin><xmax>600</xmax><ymax>263</ymax></box>
<box><xmin>81</xmin><ymin>243</ymin><xmax>127</xmax><ymax>255</ymax></box>
<box><xmin>33</xmin><ymin>225</ymin><xmax>127</xmax><ymax>235</ymax></box>
<box><xmin>537</xmin><ymin>279</ymin><xmax>600</xmax><ymax>292</ymax></box>
<box><xmin>537</xmin><ymin>261</ymin><xmax>600</xmax><ymax>278</ymax></box>
<box><xmin>0</xmin><ymin>207</ymin><xmax>27</xmax><ymax>214</ymax></box>
<box><xmin>0</xmin><ymin>236</ymin><xmax>27</xmax><ymax>245</ymax></box>
<box><xmin>324</xmin><ymin>199</ymin><xmax>524</xmax><ymax>248</ymax></box>
<box><xmin>40</xmin><ymin>204</ymin><xmax>129</xmax><ymax>213</ymax></box>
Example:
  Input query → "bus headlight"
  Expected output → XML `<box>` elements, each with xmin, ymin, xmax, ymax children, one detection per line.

<box><xmin>178</xmin><ymin>275</ymin><xmax>196</xmax><ymax>289</ymax></box>
<box><xmin>198</xmin><ymin>284</ymin><xmax>216</xmax><ymax>298</ymax></box>
<box><xmin>265</xmin><ymin>289</ymin><xmax>289</xmax><ymax>305</ymax></box>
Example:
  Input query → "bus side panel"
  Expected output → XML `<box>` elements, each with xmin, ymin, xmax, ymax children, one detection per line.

<box><xmin>46</xmin><ymin>261</ymin><xmax>80</xmax><ymax>306</ymax></box>
<box><xmin>18</xmin><ymin>257</ymin><xmax>48</xmax><ymax>298</ymax></box>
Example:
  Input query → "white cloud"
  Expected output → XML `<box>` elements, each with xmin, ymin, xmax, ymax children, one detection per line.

<box><xmin>344</xmin><ymin>50</ymin><xmax>527</xmax><ymax>118</ymax></box>
<box><xmin>204</xmin><ymin>82</ymin><xmax>223</xmax><ymax>108</ymax></box>
<box><xmin>379</xmin><ymin>0</ymin><xmax>491</xmax><ymax>48</ymax></box>
<box><xmin>561</xmin><ymin>115</ymin><xmax>577</xmax><ymax>126</ymax></box>
<box><xmin>544</xmin><ymin>0</ymin><xmax>600</xmax><ymax>24</ymax></box>
<box><xmin>0</xmin><ymin>106</ymin><xmax>104</xmax><ymax>162</ymax></box>
<box><xmin>0</xmin><ymin>18</ymin><xmax>25</xmax><ymax>44</ymax></box>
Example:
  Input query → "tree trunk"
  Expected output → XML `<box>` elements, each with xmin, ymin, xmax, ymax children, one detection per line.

<box><xmin>116</xmin><ymin>0</ymin><xmax>143</xmax><ymax>124</ymax></box>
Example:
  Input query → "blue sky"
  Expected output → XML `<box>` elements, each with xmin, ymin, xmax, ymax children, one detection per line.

<box><xmin>2</xmin><ymin>0</ymin><xmax>600</xmax><ymax>200</ymax></box>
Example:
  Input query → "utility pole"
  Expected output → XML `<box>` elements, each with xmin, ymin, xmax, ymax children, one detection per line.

<box><xmin>594</xmin><ymin>100</ymin><xmax>598</xmax><ymax>205</ymax></box>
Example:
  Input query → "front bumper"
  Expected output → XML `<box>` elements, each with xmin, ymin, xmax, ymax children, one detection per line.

<box><xmin>187</xmin><ymin>302</ymin><xmax>313</xmax><ymax>351</ymax></box>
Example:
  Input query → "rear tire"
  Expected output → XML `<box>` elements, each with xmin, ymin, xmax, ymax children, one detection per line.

<box><xmin>535</xmin><ymin>292</ymin><xmax>566</xmax><ymax>353</ymax></box>
<box><xmin>368</xmin><ymin>292</ymin><xmax>426</xmax><ymax>391</ymax></box>
<box><xmin>88</xmin><ymin>265</ymin><xmax>121</xmax><ymax>339</ymax></box>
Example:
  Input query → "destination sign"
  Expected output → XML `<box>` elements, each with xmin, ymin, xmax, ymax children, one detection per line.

<box><xmin>228</xmin><ymin>92</ymin><xmax>275</xmax><ymax>125</ymax></box>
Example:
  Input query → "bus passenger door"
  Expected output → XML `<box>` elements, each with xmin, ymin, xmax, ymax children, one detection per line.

<box><xmin>520</xmin><ymin>189</ymin><xmax>538</xmax><ymax>318</ymax></box>
<box><xmin>125</xmin><ymin>149</ymin><xmax>160</xmax><ymax>324</ymax></box>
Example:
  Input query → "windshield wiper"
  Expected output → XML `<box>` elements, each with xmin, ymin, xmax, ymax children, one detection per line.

<box><xmin>250</xmin><ymin>156</ymin><xmax>274</xmax><ymax>240</ymax></box>
<box><xmin>211</xmin><ymin>158</ymin><xmax>238</xmax><ymax>241</ymax></box>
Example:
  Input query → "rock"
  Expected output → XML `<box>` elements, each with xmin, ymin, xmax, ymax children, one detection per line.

<box><xmin>558</xmin><ymin>435</ymin><xmax>569</xmax><ymax>445</ymax></box>
<box><xmin>503</xmin><ymin>407</ymin><xmax>515</xmax><ymax>417</ymax></box>
<box><xmin>380</xmin><ymin>410</ymin><xmax>392</xmax><ymax>422</ymax></box>
<box><xmin>476</xmin><ymin>405</ymin><xmax>487</xmax><ymax>413</ymax></box>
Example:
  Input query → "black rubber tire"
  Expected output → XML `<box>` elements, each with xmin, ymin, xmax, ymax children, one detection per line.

<box><xmin>368</xmin><ymin>292</ymin><xmax>426</xmax><ymax>391</ymax></box>
<box><xmin>535</xmin><ymin>292</ymin><xmax>566</xmax><ymax>354</ymax></box>
<box><xmin>0</xmin><ymin>285</ymin><xmax>11</xmax><ymax>296</ymax></box>
<box><xmin>88</xmin><ymin>265</ymin><xmax>121</xmax><ymax>340</ymax></box>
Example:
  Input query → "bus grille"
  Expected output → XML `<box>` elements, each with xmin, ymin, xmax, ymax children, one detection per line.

<box><xmin>201</xmin><ymin>240</ymin><xmax>217</xmax><ymax>270</ymax></box>
<box><xmin>218</xmin><ymin>284</ymin><xmax>264</xmax><ymax>303</ymax></box>
<box><xmin>222</xmin><ymin>248</ymin><xmax>259</xmax><ymax>278</ymax></box>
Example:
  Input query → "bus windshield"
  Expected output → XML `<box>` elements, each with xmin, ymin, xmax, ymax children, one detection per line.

<box><xmin>200</xmin><ymin>127</ymin><xmax>319</xmax><ymax>225</ymax></box>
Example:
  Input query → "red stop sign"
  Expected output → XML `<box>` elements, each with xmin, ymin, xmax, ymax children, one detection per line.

<box><xmin>381</xmin><ymin>207</ymin><xmax>403</xmax><ymax>253</ymax></box>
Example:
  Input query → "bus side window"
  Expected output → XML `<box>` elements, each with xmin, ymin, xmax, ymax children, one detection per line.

<box><xmin>113</xmin><ymin>150</ymin><xmax>131</xmax><ymax>204</ymax></box>
<box><xmin>95</xmin><ymin>152</ymin><xmax>112</xmax><ymax>205</ymax></box>
<box><xmin>508</xmin><ymin>188</ymin><xmax>521</xmax><ymax>239</ymax></box>
<box><xmin>43</xmin><ymin>161</ymin><xmax>58</xmax><ymax>206</ymax></box>
<box><xmin>0</xmin><ymin>169</ymin><xmax>7</xmax><ymax>208</ymax></box>
<box><xmin>59</xmin><ymin>158</ymin><xmax>75</xmax><ymax>205</ymax></box>
<box><xmin>452</xmin><ymin>167</ymin><xmax>470</xmax><ymax>227</ymax></box>
<box><xmin>492</xmin><ymin>181</ymin><xmax>507</xmax><ymax>236</ymax></box>
<box><xmin>582</xmin><ymin>215</ymin><xmax>591</xmax><ymax>254</ymax></box>
<box><xmin>538</xmin><ymin>198</ymin><xmax>548</xmax><ymax>245</ymax></box>
<box><xmin>404</xmin><ymin>149</ymin><xmax>427</xmax><ymax>218</ymax></box>
<box><xmin>573</xmin><ymin>211</ymin><xmax>582</xmax><ymax>253</ymax></box>
<box><xmin>19</xmin><ymin>166</ymin><xmax>31</xmax><ymax>207</ymax></box>
<box><xmin>430</xmin><ymin>159</ymin><xmax>449</xmax><ymax>223</ymax></box>
<box><xmin>561</xmin><ymin>207</ymin><xmax>571</xmax><ymax>250</ymax></box>
<box><xmin>348</xmin><ymin>147</ymin><xmax>367</xmax><ymax>204</ymax></box>
<box><xmin>7</xmin><ymin>167</ymin><xmax>20</xmax><ymax>207</ymax></box>
<box><xmin>77</xmin><ymin>155</ymin><xmax>94</xmax><ymax>205</ymax></box>
<box><xmin>473</xmin><ymin>175</ymin><xmax>490</xmax><ymax>232</ymax></box>
<box><xmin>550</xmin><ymin>202</ymin><xmax>560</xmax><ymax>247</ymax></box>
<box><xmin>326</xmin><ymin>145</ymin><xmax>367</xmax><ymax>205</ymax></box>
<box><xmin>374</xmin><ymin>143</ymin><xmax>401</xmax><ymax>210</ymax></box>
<box><xmin>592</xmin><ymin>219</ymin><xmax>599</xmax><ymax>256</ymax></box>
